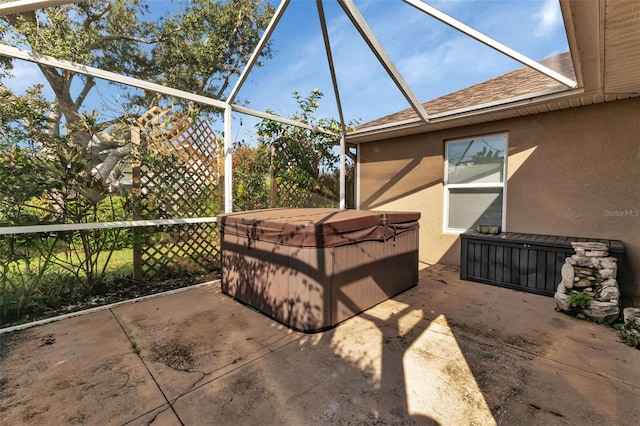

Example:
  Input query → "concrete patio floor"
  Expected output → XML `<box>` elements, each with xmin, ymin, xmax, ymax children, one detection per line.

<box><xmin>1</xmin><ymin>263</ymin><xmax>639</xmax><ymax>425</ymax></box>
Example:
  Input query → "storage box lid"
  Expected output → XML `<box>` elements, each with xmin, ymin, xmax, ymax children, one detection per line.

<box><xmin>460</xmin><ymin>230</ymin><xmax>624</xmax><ymax>254</ymax></box>
<box><xmin>218</xmin><ymin>208</ymin><xmax>420</xmax><ymax>248</ymax></box>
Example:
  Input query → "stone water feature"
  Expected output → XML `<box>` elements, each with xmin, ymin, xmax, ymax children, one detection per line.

<box><xmin>620</xmin><ymin>307</ymin><xmax>640</xmax><ymax>348</ymax></box>
<box><xmin>554</xmin><ymin>242</ymin><xmax>620</xmax><ymax>323</ymax></box>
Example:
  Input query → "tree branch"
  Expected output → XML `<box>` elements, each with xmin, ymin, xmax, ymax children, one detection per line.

<box><xmin>82</xmin><ymin>3</ymin><xmax>111</xmax><ymax>33</ymax></box>
<box><xmin>216</xmin><ymin>69</ymin><xmax>236</xmax><ymax>99</ymax></box>
<box><xmin>86</xmin><ymin>33</ymin><xmax>164</xmax><ymax>50</ymax></box>
<box><xmin>93</xmin><ymin>142</ymin><xmax>131</xmax><ymax>182</ymax></box>
<box><xmin>95</xmin><ymin>116</ymin><xmax>132</xmax><ymax>132</ymax></box>
<box><xmin>2</xmin><ymin>10</ymin><xmax>36</xmax><ymax>27</ymax></box>
<box><xmin>37</xmin><ymin>65</ymin><xmax>75</xmax><ymax>118</ymax></box>
<box><xmin>223</xmin><ymin>6</ymin><xmax>247</xmax><ymax>62</ymax></box>
<box><xmin>74</xmin><ymin>76</ymin><xmax>96</xmax><ymax>109</ymax></box>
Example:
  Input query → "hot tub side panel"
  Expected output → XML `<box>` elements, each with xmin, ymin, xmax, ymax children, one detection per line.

<box><xmin>330</xmin><ymin>226</ymin><xmax>419</xmax><ymax>324</ymax></box>
<box><xmin>287</xmin><ymin>244</ymin><xmax>333</xmax><ymax>331</ymax></box>
<box><xmin>221</xmin><ymin>231</ymin><xmax>331</xmax><ymax>331</ymax></box>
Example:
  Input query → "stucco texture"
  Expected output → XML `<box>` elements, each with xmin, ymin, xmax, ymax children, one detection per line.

<box><xmin>360</xmin><ymin>97</ymin><xmax>640</xmax><ymax>298</ymax></box>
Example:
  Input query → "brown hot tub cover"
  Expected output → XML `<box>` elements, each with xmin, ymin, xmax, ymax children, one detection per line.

<box><xmin>218</xmin><ymin>208</ymin><xmax>420</xmax><ymax>332</ymax></box>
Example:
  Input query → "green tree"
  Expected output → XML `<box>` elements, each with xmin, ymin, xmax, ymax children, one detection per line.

<box><xmin>0</xmin><ymin>83</ymin><xmax>58</xmax><ymax>222</ymax></box>
<box><xmin>232</xmin><ymin>141</ymin><xmax>271</xmax><ymax>211</ymax></box>
<box><xmin>254</xmin><ymin>89</ymin><xmax>358</xmax><ymax>208</ymax></box>
<box><xmin>0</xmin><ymin>84</ymin><xmax>65</xmax><ymax>322</ymax></box>
<box><xmin>0</xmin><ymin>0</ymin><xmax>274</xmax><ymax>183</ymax></box>
<box><xmin>0</xmin><ymin>84</ymin><xmax>122</xmax><ymax>295</ymax></box>
<box><xmin>0</xmin><ymin>0</ymin><xmax>274</xmax><ymax>278</ymax></box>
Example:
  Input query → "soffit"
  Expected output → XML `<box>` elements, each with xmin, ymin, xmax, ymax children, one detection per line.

<box><xmin>603</xmin><ymin>0</ymin><xmax>640</xmax><ymax>93</ymax></box>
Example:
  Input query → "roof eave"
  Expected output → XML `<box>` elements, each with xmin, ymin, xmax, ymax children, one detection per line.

<box><xmin>346</xmin><ymin>87</ymin><xmax>595</xmax><ymax>143</ymax></box>
<box><xmin>348</xmin><ymin>0</ymin><xmax>614</xmax><ymax>144</ymax></box>
<box><xmin>559</xmin><ymin>0</ymin><xmax>604</xmax><ymax>92</ymax></box>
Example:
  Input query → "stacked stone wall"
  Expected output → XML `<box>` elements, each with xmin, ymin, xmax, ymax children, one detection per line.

<box><xmin>555</xmin><ymin>242</ymin><xmax>620</xmax><ymax>323</ymax></box>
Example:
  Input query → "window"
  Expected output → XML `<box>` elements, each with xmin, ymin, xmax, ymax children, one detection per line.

<box><xmin>444</xmin><ymin>133</ymin><xmax>507</xmax><ymax>233</ymax></box>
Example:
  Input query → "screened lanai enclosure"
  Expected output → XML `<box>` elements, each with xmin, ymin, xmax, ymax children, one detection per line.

<box><xmin>0</xmin><ymin>0</ymin><xmax>585</xmax><ymax>326</ymax></box>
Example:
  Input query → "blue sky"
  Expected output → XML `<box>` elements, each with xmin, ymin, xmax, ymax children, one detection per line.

<box><xmin>5</xmin><ymin>0</ymin><xmax>569</xmax><ymax>142</ymax></box>
<box><xmin>234</xmin><ymin>0</ymin><xmax>568</xmax><ymax>126</ymax></box>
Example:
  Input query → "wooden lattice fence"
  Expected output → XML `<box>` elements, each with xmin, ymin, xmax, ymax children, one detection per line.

<box><xmin>132</xmin><ymin>107</ymin><xmax>223</xmax><ymax>281</ymax></box>
<box><xmin>269</xmin><ymin>143</ymin><xmax>356</xmax><ymax>209</ymax></box>
<box><xmin>268</xmin><ymin>142</ymin><xmax>333</xmax><ymax>208</ymax></box>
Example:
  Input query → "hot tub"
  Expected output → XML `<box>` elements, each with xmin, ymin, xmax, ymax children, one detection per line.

<box><xmin>218</xmin><ymin>208</ymin><xmax>420</xmax><ymax>332</ymax></box>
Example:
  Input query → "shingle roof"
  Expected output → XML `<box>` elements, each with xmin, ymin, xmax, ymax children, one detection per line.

<box><xmin>360</xmin><ymin>52</ymin><xmax>575</xmax><ymax>129</ymax></box>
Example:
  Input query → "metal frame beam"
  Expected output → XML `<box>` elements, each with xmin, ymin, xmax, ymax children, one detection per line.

<box><xmin>338</xmin><ymin>0</ymin><xmax>431</xmax><ymax>123</ymax></box>
<box><xmin>0</xmin><ymin>0</ymin><xmax>78</xmax><ymax>16</ymax></box>
<box><xmin>0</xmin><ymin>217</ymin><xmax>217</xmax><ymax>235</ymax></box>
<box><xmin>0</xmin><ymin>43</ymin><xmax>228</xmax><ymax>110</ymax></box>
<box><xmin>316</xmin><ymin>0</ymin><xmax>347</xmax><ymax>133</ymax></box>
<box><xmin>224</xmin><ymin>106</ymin><xmax>233</xmax><ymax>213</ymax></box>
<box><xmin>231</xmin><ymin>104</ymin><xmax>338</xmax><ymax>136</ymax></box>
<box><xmin>317</xmin><ymin>0</ymin><xmax>347</xmax><ymax>208</ymax></box>
<box><xmin>403</xmin><ymin>0</ymin><xmax>578</xmax><ymax>89</ymax></box>
<box><xmin>227</xmin><ymin>0</ymin><xmax>290</xmax><ymax>104</ymax></box>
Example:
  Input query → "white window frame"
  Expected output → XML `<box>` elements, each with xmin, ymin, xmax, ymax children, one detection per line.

<box><xmin>443</xmin><ymin>133</ymin><xmax>508</xmax><ymax>234</ymax></box>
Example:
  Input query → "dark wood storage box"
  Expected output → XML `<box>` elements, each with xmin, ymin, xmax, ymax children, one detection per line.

<box><xmin>460</xmin><ymin>231</ymin><xmax>624</xmax><ymax>296</ymax></box>
<box><xmin>218</xmin><ymin>208</ymin><xmax>420</xmax><ymax>332</ymax></box>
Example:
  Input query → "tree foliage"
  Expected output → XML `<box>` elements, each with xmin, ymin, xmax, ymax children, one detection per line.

<box><xmin>233</xmin><ymin>89</ymin><xmax>357</xmax><ymax>210</ymax></box>
<box><xmin>232</xmin><ymin>141</ymin><xmax>270</xmax><ymax>211</ymax></box>
<box><xmin>150</xmin><ymin>0</ymin><xmax>273</xmax><ymax>105</ymax></box>
<box><xmin>0</xmin><ymin>84</ymin><xmax>58</xmax><ymax>223</ymax></box>
<box><xmin>0</xmin><ymin>0</ymin><xmax>275</xmax><ymax>182</ymax></box>
<box><xmin>0</xmin><ymin>1</ymin><xmax>276</xmax><ymax>319</ymax></box>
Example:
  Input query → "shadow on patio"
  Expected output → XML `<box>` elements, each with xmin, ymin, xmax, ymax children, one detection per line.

<box><xmin>1</xmin><ymin>264</ymin><xmax>639</xmax><ymax>425</ymax></box>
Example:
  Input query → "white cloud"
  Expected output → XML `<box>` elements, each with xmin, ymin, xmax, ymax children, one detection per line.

<box><xmin>396</xmin><ymin>34</ymin><xmax>517</xmax><ymax>100</ymax></box>
<box><xmin>534</xmin><ymin>0</ymin><xmax>562</xmax><ymax>38</ymax></box>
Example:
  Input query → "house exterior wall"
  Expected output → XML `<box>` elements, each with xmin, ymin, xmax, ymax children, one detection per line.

<box><xmin>359</xmin><ymin>97</ymin><xmax>640</xmax><ymax>298</ymax></box>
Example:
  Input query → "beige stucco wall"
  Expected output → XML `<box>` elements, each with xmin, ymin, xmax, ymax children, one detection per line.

<box><xmin>360</xmin><ymin>97</ymin><xmax>640</xmax><ymax>298</ymax></box>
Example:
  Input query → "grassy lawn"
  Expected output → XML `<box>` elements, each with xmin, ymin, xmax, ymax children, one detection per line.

<box><xmin>52</xmin><ymin>246</ymin><xmax>134</xmax><ymax>278</ymax></box>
